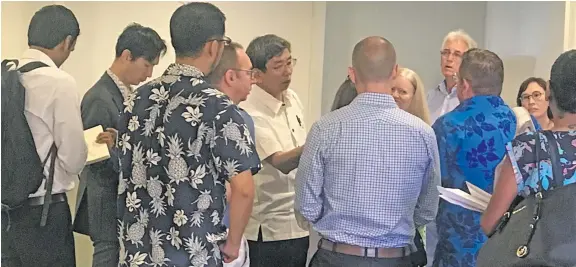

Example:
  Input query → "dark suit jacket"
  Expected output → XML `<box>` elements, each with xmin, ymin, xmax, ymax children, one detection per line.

<box><xmin>73</xmin><ymin>72</ymin><xmax>124</xmax><ymax>240</ymax></box>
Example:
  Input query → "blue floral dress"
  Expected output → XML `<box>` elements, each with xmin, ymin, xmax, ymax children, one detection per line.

<box><xmin>507</xmin><ymin>130</ymin><xmax>576</xmax><ymax>196</ymax></box>
<box><xmin>432</xmin><ymin>96</ymin><xmax>517</xmax><ymax>267</ymax></box>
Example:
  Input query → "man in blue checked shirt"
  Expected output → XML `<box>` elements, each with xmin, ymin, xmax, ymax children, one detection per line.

<box><xmin>295</xmin><ymin>36</ymin><xmax>440</xmax><ymax>267</ymax></box>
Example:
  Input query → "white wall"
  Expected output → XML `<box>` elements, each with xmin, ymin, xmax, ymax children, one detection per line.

<box><xmin>565</xmin><ymin>1</ymin><xmax>576</xmax><ymax>51</ymax></box>
<box><xmin>485</xmin><ymin>1</ymin><xmax>566</xmax><ymax>106</ymax></box>
<box><xmin>1</xmin><ymin>2</ymin><xmax>46</xmax><ymax>59</ymax></box>
<box><xmin>2</xmin><ymin>1</ymin><xmax>325</xmax><ymax>126</ymax></box>
<box><xmin>320</xmin><ymin>1</ymin><xmax>487</xmax><ymax>115</ymax></box>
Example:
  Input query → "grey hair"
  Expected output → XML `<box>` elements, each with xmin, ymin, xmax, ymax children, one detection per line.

<box><xmin>459</xmin><ymin>48</ymin><xmax>504</xmax><ymax>96</ymax></box>
<box><xmin>246</xmin><ymin>34</ymin><xmax>291</xmax><ymax>72</ymax></box>
<box><xmin>441</xmin><ymin>29</ymin><xmax>477</xmax><ymax>50</ymax></box>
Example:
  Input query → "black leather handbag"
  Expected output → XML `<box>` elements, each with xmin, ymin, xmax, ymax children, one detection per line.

<box><xmin>410</xmin><ymin>228</ymin><xmax>427</xmax><ymax>267</ymax></box>
<box><xmin>477</xmin><ymin>131</ymin><xmax>576</xmax><ymax>267</ymax></box>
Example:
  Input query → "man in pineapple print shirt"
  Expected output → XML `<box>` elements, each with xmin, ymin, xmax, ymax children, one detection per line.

<box><xmin>115</xmin><ymin>3</ymin><xmax>260</xmax><ymax>267</ymax></box>
<box><xmin>206</xmin><ymin>41</ymin><xmax>259</xmax><ymax>267</ymax></box>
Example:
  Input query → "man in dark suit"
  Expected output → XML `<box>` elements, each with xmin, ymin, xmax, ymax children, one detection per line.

<box><xmin>74</xmin><ymin>23</ymin><xmax>166</xmax><ymax>267</ymax></box>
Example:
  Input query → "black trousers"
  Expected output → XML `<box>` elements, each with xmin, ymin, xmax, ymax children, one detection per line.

<box><xmin>310</xmin><ymin>248</ymin><xmax>412</xmax><ymax>267</ymax></box>
<box><xmin>1</xmin><ymin>199</ymin><xmax>76</xmax><ymax>267</ymax></box>
<box><xmin>248</xmin><ymin>228</ymin><xmax>309</xmax><ymax>267</ymax></box>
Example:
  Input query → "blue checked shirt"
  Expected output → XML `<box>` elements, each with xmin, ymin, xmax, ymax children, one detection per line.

<box><xmin>295</xmin><ymin>93</ymin><xmax>440</xmax><ymax>248</ymax></box>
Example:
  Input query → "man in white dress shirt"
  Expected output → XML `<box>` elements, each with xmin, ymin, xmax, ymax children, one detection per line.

<box><xmin>0</xmin><ymin>5</ymin><xmax>88</xmax><ymax>267</ymax></box>
<box><xmin>240</xmin><ymin>34</ymin><xmax>309</xmax><ymax>267</ymax></box>
<box><xmin>425</xmin><ymin>29</ymin><xmax>476</xmax><ymax>266</ymax></box>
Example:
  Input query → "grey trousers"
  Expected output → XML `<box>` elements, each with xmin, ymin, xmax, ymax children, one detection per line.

<box><xmin>309</xmin><ymin>248</ymin><xmax>412</xmax><ymax>267</ymax></box>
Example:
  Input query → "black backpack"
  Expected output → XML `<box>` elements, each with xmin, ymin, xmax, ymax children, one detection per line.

<box><xmin>1</xmin><ymin>59</ymin><xmax>57</xmax><ymax>227</ymax></box>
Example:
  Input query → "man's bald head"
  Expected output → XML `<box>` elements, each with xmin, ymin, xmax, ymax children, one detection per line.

<box><xmin>351</xmin><ymin>36</ymin><xmax>397</xmax><ymax>83</ymax></box>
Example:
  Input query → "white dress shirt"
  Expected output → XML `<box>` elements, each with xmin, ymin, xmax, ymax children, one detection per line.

<box><xmin>427</xmin><ymin>80</ymin><xmax>459</xmax><ymax>124</ymax></box>
<box><xmin>18</xmin><ymin>49</ymin><xmax>87</xmax><ymax>197</ymax></box>
<box><xmin>239</xmin><ymin>86</ymin><xmax>309</xmax><ymax>241</ymax></box>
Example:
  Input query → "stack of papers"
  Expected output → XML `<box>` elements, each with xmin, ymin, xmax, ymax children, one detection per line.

<box><xmin>438</xmin><ymin>182</ymin><xmax>492</xmax><ymax>212</ymax></box>
<box><xmin>84</xmin><ymin>125</ymin><xmax>111</xmax><ymax>165</ymax></box>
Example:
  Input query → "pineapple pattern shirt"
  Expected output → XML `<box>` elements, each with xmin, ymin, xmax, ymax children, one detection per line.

<box><xmin>116</xmin><ymin>63</ymin><xmax>261</xmax><ymax>267</ymax></box>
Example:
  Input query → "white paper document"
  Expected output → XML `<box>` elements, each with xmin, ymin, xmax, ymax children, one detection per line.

<box><xmin>84</xmin><ymin>125</ymin><xmax>110</xmax><ymax>165</ymax></box>
<box><xmin>438</xmin><ymin>182</ymin><xmax>492</xmax><ymax>213</ymax></box>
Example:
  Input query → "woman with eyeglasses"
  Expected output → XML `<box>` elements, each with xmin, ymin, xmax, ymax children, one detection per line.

<box><xmin>516</xmin><ymin>77</ymin><xmax>554</xmax><ymax>130</ymax></box>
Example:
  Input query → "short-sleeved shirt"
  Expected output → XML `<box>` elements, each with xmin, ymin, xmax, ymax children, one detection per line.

<box><xmin>239</xmin><ymin>85</ymin><xmax>309</xmax><ymax>241</ymax></box>
<box><xmin>222</xmin><ymin>108</ymin><xmax>257</xmax><ymax>227</ymax></box>
<box><xmin>507</xmin><ymin>130</ymin><xmax>576</xmax><ymax>197</ymax></box>
<box><xmin>116</xmin><ymin>63</ymin><xmax>261</xmax><ymax>267</ymax></box>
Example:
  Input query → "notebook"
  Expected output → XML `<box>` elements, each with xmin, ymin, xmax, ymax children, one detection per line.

<box><xmin>84</xmin><ymin>125</ymin><xmax>111</xmax><ymax>165</ymax></box>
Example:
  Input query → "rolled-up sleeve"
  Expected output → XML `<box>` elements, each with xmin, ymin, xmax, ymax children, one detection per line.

<box><xmin>414</xmin><ymin>127</ymin><xmax>441</xmax><ymax>228</ymax></box>
<box><xmin>295</xmin><ymin>122</ymin><xmax>325</xmax><ymax>224</ymax></box>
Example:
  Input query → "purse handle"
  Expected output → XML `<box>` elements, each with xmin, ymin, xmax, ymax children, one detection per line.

<box><xmin>516</xmin><ymin>131</ymin><xmax>562</xmax><ymax>258</ymax></box>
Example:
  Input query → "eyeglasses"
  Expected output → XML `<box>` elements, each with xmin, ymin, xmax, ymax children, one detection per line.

<box><xmin>231</xmin><ymin>68</ymin><xmax>257</xmax><ymax>80</ymax></box>
<box><xmin>519</xmin><ymin>91</ymin><xmax>545</xmax><ymax>102</ymax></box>
<box><xmin>440</xmin><ymin>50</ymin><xmax>463</xmax><ymax>59</ymax></box>
<box><xmin>207</xmin><ymin>36</ymin><xmax>232</xmax><ymax>46</ymax></box>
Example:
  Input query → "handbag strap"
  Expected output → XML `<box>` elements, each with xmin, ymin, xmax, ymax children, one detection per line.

<box><xmin>517</xmin><ymin>131</ymin><xmax>562</xmax><ymax>258</ymax></box>
<box><xmin>542</xmin><ymin>131</ymin><xmax>563</xmax><ymax>188</ymax></box>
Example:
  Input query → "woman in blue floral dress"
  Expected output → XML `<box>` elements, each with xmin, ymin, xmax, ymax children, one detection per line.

<box><xmin>481</xmin><ymin>49</ymin><xmax>576</xmax><ymax>236</ymax></box>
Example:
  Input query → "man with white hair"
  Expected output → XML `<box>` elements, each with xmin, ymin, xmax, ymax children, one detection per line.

<box><xmin>425</xmin><ymin>29</ymin><xmax>476</xmax><ymax>267</ymax></box>
<box><xmin>427</xmin><ymin>29</ymin><xmax>477</xmax><ymax>123</ymax></box>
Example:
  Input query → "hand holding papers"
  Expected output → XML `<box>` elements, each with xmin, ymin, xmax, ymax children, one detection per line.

<box><xmin>84</xmin><ymin>125</ymin><xmax>111</xmax><ymax>165</ymax></box>
<box><xmin>438</xmin><ymin>182</ymin><xmax>491</xmax><ymax>213</ymax></box>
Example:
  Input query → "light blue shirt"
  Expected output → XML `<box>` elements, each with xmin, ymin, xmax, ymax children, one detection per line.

<box><xmin>427</xmin><ymin>80</ymin><xmax>459</xmax><ymax>124</ymax></box>
<box><xmin>295</xmin><ymin>93</ymin><xmax>440</xmax><ymax>248</ymax></box>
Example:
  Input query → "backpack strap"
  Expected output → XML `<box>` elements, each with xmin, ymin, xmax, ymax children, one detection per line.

<box><xmin>40</xmin><ymin>143</ymin><xmax>57</xmax><ymax>227</ymax></box>
<box><xmin>18</xmin><ymin>61</ymin><xmax>49</xmax><ymax>73</ymax></box>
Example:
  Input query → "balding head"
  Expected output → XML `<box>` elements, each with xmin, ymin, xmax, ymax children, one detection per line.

<box><xmin>351</xmin><ymin>36</ymin><xmax>397</xmax><ymax>84</ymax></box>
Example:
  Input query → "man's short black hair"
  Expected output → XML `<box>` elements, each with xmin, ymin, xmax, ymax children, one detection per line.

<box><xmin>115</xmin><ymin>23</ymin><xmax>167</xmax><ymax>62</ymax></box>
<box><xmin>28</xmin><ymin>5</ymin><xmax>80</xmax><ymax>49</ymax></box>
<box><xmin>170</xmin><ymin>2</ymin><xmax>226</xmax><ymax>58</ymax></box>
<box><xmin>550</xmin><ymin>49</ymin><xmax>576</xmax><ymax>114</ymax></box>
<box><xmin>246</xmin><ymin>34</ymin><xmax>291</xmax><ymax>72</ymax></box>
<box><xmin>459</xmin><ymin>48</ymin><xmax>504</xmax><ymax>96</ymax></box>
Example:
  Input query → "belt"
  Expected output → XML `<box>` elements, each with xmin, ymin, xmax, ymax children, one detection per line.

<box><xmin>27</xmin><ymin>193</ymin><xmax>66</xmax><ymax>206</ymax></box>
<box><xmin>318</xmin><ymin>238</ymin><xmax>410</xmax><ymax>259</ymax></box>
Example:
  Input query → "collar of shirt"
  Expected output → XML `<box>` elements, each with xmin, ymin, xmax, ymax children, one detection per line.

<box><xmin>350</xmin><ymin>92</ymin><xmax>397</xmax><ymax>109</ymax></box>
<box><xmin>106</xmin><ymin>69</ymin><xmax>133</xmax><ymax>101</ymax></box>
<box><xmin>437</xmin><ymin>80</ymin><xmax>458</xmax><ymax>97</ymax></box>
<box><xmin>164</xmin><ymin>63</ymin><xmax>204</xmax><ymax>78</ymax></box>
<box><xmin>20</xmin><ymin>49</ymin><xmax>57</xmax><ymax>68</ymax></box>
<box><xmin>250</xmin><ymin>85</ymin><xmax>292</xmax><ymax>115</ymax></box>
<box><xmin>459</xmin><ymin>95</ymin><xmax>506</xmax><ymax>110</ymax></box>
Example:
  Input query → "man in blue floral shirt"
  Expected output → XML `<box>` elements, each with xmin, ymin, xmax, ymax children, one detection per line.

<box><xmin>115</xmin><ymin>3</ymin><xmax>260</xmax><ymax>267</ymax></box>
<box><xmin>431</xmin><ymin>48</ymin><xmax>516</xmax><ymax>267</ymax></box>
